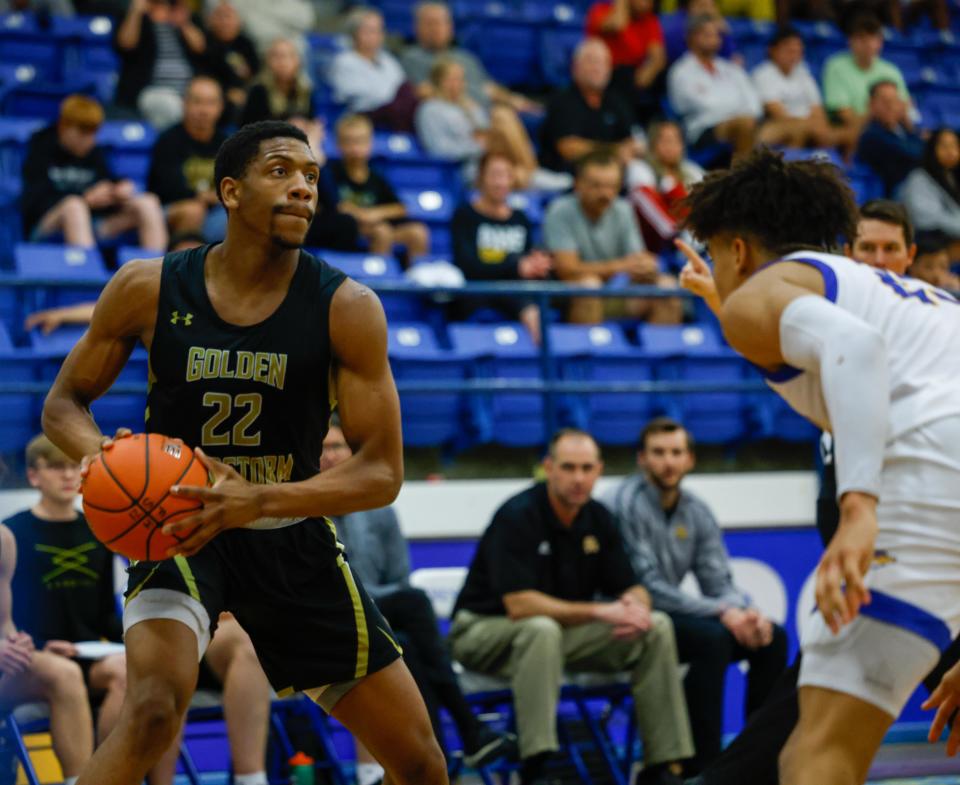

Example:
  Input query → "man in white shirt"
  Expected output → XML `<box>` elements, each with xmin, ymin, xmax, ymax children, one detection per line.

<box><xmin>751</xmin><ymin>26</ymin><xmax>843</xmax><ymax>150</ymax></box>
<box><xmin>666</xmin><ymin>15</ymin><xmax>800</xmax><ymax>158</ymax></box>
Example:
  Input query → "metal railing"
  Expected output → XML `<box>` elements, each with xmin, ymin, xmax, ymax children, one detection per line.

<box><xmin>0</xmin><ymin>276</ymin><xmax>770</xmax><ymax>438</ymax></box>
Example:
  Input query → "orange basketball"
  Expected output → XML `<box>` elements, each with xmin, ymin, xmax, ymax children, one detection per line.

<box><xmin>82</xmin><ymin>433</ymin><xmax>210</xmax><ymax>561</ymax></box>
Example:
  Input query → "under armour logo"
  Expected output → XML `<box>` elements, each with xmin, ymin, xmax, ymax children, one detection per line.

<box><xmin>36</xmin><ymin>542</ymin><xmax>99</xmax><ymax>583</ymax></box>
<box><xmin>171</xmin><ymin>311</ymin><xmax>193</xmax><ymax>326</ymax></box>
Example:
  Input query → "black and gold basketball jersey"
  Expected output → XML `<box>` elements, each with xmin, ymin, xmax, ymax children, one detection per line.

<box><xmin>146</xmin><ymin>244</ymin><xmax>346</xmax><ymax>484</ymax></box>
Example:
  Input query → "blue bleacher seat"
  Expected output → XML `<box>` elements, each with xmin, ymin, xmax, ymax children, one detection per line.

<box><xmin>310</xmin><ymin>249</ymin><xmax>424</xmax><ymax>322</ymax></box>
<box><xmin>388</xmin><ymin>323</ymin><xmax>466</xmax><ymax>446</ymax></box>
<box><xmin>448</xmin><ymin>322</ymin><xmax>545</xmax><ymax>445</ymax></box>
<box><xmin>377</xmin><ymin>157</ymin><xmax>462</xmax><ymax>195</ymax></box>
<box><xmin>0</xmin><ymin>321</ymin><xmax>35</xmax><ymax>454</ymax></box>
<box><xmin>30</xmin><ymin>325</ymin><xmax>147</xmax><ymax>435</ymax></box>
<box><xmin>549</xmin><ymin>323</ymin><xmax>655</xmax><ymax>445</ymax></box>
<box><xmin>0</xmin><ymin>15</ymin><xmax>63</xmax><ymax>80</ymax></box>
<box><xmin>0</xmin><ymin>176</ymin><xmax>23</xmax><ymax>269</ymax></box>
<box><xmin>398</xmin><ymin>188</ymin><xmax>455</xmax><ymax>224</ymax></box>
<box><xmin>14</xmin><ymin>244</ymin><xmax>108</xmax><ymax>316</ymax></box>
<box><xmin>638</xmin><ymin>323</ymin><xmax>747</xmax><ymax>444</ymax></box>
<box><xmin>539</xmin><ymin>27</ymin><xmax>583</xmax><ymax>87</ymax></box>
<box><xmin>117</xmin><ymin>246</ymin><xmax>163</xmax><ymax>266</ymax></box>
<box><xmin>0</xmin><ymin>63</ymin><xmax>38</xmax><ymax>89</ymax></box>
<box><xmin>97</xmin><ymin>121</ymin><xmax>156</xmax><ymax>183</ymax></box>
<box><xmin>0</xmin><ymin>117</ymin><xmax>44</xmax><ymax>182</ymax></box>
<box><xmin>459</xmin><ymin>19</ymin><xmax>542</xmax><ymax>88</ymax></box>
<box><xmin>1</xmin><ymin>81</ymin><xmax>97</xmax><ymax>121</ymax></box>
<box><xmin>847</xmin><ymin>163</ymin><xmax>885</xmax><ymax>204</ymax></box>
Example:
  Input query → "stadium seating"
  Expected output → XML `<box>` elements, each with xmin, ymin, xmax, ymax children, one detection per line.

<box><xmin>448</xmin><ymin>322</ymin><xmax>546</xmax><ymax>446</ymax></box>
<box><xmin>638</xmin><ymin>324</ymin><xmax>747</xmax><ymax>444</ymax></box>
<box><xmin>549</xmin><ymin>322</ymin><xmax>656</xmax><ymax>446</ymax></box>
<box><xmin>388</xmin><ymin>322</ymin><xmax>467</xmax><ymax>447</ymax></box>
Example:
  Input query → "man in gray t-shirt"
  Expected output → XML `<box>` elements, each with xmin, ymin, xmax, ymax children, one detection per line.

<box><xmin>543</xmin><ymin>151</ymin><xmax>682</xmax><ymax>324</ymax></box>
<box><xmin>400</xmin><ymin>1</ymin><xmax>538</xmax><ymax>114</ymax></box>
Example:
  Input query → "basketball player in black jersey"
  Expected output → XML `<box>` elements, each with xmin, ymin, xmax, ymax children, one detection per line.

<box><xmin>41</xmin><ymin>121</ymin><xmax>448</xmax><ymax>785</ymax></box>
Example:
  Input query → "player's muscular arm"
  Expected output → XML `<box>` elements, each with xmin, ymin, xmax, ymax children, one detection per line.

<box><xmin>262</xmin><ymin>280</ymin><xmax>404</xmax><ymax>516</ymax></box>
<box><xmin>42</xmin><ymin>260</ymin><xmax>161</xmax><ymax>462</ymax></box>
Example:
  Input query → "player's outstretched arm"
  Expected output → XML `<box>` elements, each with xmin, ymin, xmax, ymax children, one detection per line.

<box><xmin>42</xmin><ymin>259</ymin><xmax>161</xmax><ymax>463</ymax></box>
<box><xmin>724</xmin><ymin>266</ymin><xmax>887</xmax><ymax>633</ymax></box>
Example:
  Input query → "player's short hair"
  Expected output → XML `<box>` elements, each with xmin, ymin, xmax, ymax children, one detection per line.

<box><xmin>25</xmin><ymin>434</ymin><xmax>73</xmax><ymax>468</ymax></box>
<box><xmin>869</xmin><ymin>79</ymin><xmax>899</xmax><ymax>99</ymax></box>
<box><xmin>858</xmin><ymin>199</ymin><xmax>914</xmax><ymax>247</ymax></box>
<box><xmin>213</xmin><ymin>120</ymin><xmax>310</xmax><ymax>203</ymax></box>
<box><xmin>915</xmin><ymin>230</ymin><xmax>950</xmax><ymax>257</ymax></box>
<box><xmin>547</xmin><ymin>428</ymin><xmax>601</xmax><ymax>460</ymax></box>
<box><xmin>846</xmin><ymin>12</ymin><xmax>882</xmax><ymax>37</ymax></box>
<box><xmin>768</xmin><ymin>25</ymin><xmax>801</xmax><ymax>48</ymax></box>
<box><xmin>638</xmin><ymin>417</ymin><xmax>694</xmax><ymax>452</ymax></box>
<box><xmin>683</xmin><ymin>148</ymin><xmax>858</xmax><ymax>255</ymax></box>
<box><xmin>575</xmin><ymin>149</ymin><xmax>621</xmax><ymax>179</ymax></box>
<box><xmin>336</xmin><ymin>113</ymin><xmax>373</xmax><ymax>138</ymax></box>
<box><xmin>58</xmin><ymin>94</ymin><xmax>103</xmax><ymax>131</ymax></box>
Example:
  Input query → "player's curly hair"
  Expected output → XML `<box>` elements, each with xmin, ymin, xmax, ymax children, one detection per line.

<box><xmin>683</xmin><ymin>148</ymin><xmax>859</xmax><ymax>256</ymax></box>
<box><xmin>214</xmin><ymin>120</ymin><xmax>310</xmax><ymax>203</ymax></box>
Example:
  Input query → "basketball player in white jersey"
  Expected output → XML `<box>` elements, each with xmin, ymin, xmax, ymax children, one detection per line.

<box><xmin>674</xmin><ymin>148</ymin><xmax>960</xmax><ymax>785</ymax></box>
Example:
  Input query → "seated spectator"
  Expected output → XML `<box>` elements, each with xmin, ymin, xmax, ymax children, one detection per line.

<box><xmin>847</xmin><ymin>198</ymin><xmax>916</xmax><ymax>274</ymax></box>
<box><xmin>330</xmin><ymin>114</ymin><xmax>430</xmax><ymax>259</ymax></box>
<box><xmin>450</xmin><ymin>428</ymin><xmax>694</xmax><ymax>785</ymax></box>
<box><xmin>322</xmin><ymin>419</ymin><xmax>517</xmax><ymax>782</ymax></box>
<box><xmin>215</xmin><ymin>0</ymin><xmax>315</xmax><ymax>56</ymax></box>
<box><xmin>909</xmin><ymin>231</ymin><xmax>959</xmax><ymax>289</ymax></box>
<box><xmin>241</xmin><ymin>37</ymin><xmax>322</xmax><ymax>152</ymax></box>
<box><xmin>603</xmin><ymin>418</ymin><xmax>788</xmax><ymax>774</ymax></box>
<box><xmin>114</xmin><ymin>0</ymin><xmax>207</xmax><ymax>130</ymax></box>
<box><xmin>0</xmin><ymin>514</ymin><xmax>92</xmax><ymax>785</ymax></box>
<box><xmin>329</xmin><ymin>7</ymin><xmax>419</xmax><ymax>133</ymax></box>
<box><xmin>856</xmin><ymin>80</ymin><xmax>923</xmax><ymax>195</ymax></box>
<box><xmin>415</xmin><ymin>59</ymin><xmax>552</xmax><ymax>190</ymax></box>
<box><xmin>750</xmin><ymin>26</ymin><xmax>842</xmax><ymax>152</ymax></box>
<box><xmin>5</xmin><ymin>434</ymin><xmax>275</xmax><ymax>785</ymax></box>
<box><xmin>626</xmin><ymin>120</ymin><xmax>704</xmax><ymax>253</ymax></box>
<box><xmin>669</xmin><ymin>15</ymin><xmax>802</xmax><ymax>158</ymax></box>
<box><xmin>822</xmin><ymin>13</ymin><xmax>913</xmax><ymax>152</ymax></box>
<box><xmin>203</xmin><ymin>1</ymin><xmax>260</xmax><ymax>125</ymax></box>
<box><xmin>899</xmin><ymin>128</ymin><xmax>960</xmax><ymax>260</ymax></box>
<box><xmin>585</xmin><ymin>0</ymin><xmax>666</xmax><ymax>124</ymax></box>
<box><xmin>401</xmin><ymin>2</ymin><xmax>539</xmax><ymax>115</ymax></box>
<box><xmin>539</xmin><ymin>38</ymin><xmax>642</xmax><ymax>175</ymax></box>
<box><xmin>21</xmin><ymin>95</ymin><xmax>167</xmax><ymax>251</ymax></box>
<box><xmin>147</xmin><ymin>76</ymin><xmax>228</xmax><ymax>240</ymax></box>
<box><xmin>544</xmin><ymin>151</ymin><xmax>682</xmax><ymax>325</ymax></box>
<box><xmin>451</xmin><ymin>151</ymin><xmax>552</xmax><ymax>341</ymax></box>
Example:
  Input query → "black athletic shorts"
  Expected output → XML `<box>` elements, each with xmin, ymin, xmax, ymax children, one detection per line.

<box><xmin>124</xmin><ymin>518</ymin><xmax>402</xmax><ymax>696</ymax></box>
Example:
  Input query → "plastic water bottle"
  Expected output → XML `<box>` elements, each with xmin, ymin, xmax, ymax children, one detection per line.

<box><xmin>289</xmin><ymin>751</ymin><xmax>315</xmax><ymax>785</ymax></box>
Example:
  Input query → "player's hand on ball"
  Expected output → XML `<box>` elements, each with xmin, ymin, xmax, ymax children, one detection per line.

<box><xmin>80</xmin><ymin>428</ymin><xmax>134</xmax><ymax>477</ymax></box>
<box><xmin>165</xmin><ymin>448</ymin><xmax>262</xmax><ymax>557</ymax></box>
<box><xmin>923</xmin><ymin>659</ymin><xmax>960</xmax><ymax>755</ymax></box>
<box><xmin>816</xmin><ymin>492</ymin><xmax>877</xmax><ymax>633</ymax></box>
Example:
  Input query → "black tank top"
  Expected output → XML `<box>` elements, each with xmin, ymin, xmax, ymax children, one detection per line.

<box><xmin>146</xmin><ymin>244</ymin><xmax>346</xmax><ymax>484</ymax></box>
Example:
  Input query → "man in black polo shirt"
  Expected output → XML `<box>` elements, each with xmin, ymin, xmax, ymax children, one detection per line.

<box><xmin>450</xmin><ymin>429</ymin><xmax>693</xmax><ymax>785</ymax></box>
<box><xmin>539</xmin><ymin>38</ymin><xmax>642</xmax><ymax>175</ymax></box>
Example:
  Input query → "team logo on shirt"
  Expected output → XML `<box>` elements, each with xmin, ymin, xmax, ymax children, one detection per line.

<box><xmin>872</xmin><ymin>550</ymin><xmax>897</xmax><ymax>566</ymax></box>
<box><xmin>36</xmin><ymin>542</ymin><xmax>100</xmax><ymax>585</ymax></box>
<box><xmin>674</xmin><ymin>525</ymin><xmax>689</xmax><ymax>541</ymax></box>
<box><xmin>538</xmin><ymin>540</ymin><xmax>552</xmax><ymax>556</ymax></box>
<box><xmin>582</xmin><ymin>535</ymin><xmax>600</xmax><ymax>555</ymax></box>
<box><xmin>171</xmin><ymin>311</ymin><xmax>193</xmax><ymax>326</ymax></box>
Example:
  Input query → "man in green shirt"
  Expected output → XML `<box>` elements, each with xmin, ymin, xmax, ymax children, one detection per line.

<box><xmin>822</xmin><ymin>13</ymin><xmax>913</xmax><ymax>155</ymax></box>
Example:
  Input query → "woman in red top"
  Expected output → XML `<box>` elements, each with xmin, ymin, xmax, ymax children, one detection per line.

<box><xmin>585</xmin><ymin>0</ymin><xmax>666</xmax><ymax>122</ymax></box>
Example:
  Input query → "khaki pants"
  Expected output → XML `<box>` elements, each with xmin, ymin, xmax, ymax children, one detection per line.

<box><xmin>449</xmin><ymin>610</ymin><xmax>695</xmax><ymax>764</ymax></box>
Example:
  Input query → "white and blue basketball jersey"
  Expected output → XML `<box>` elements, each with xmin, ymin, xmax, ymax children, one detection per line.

<box><xmin>758</xmin><ymin>251</ymin><xmax>960</xmax><ymax>441</ymax></box>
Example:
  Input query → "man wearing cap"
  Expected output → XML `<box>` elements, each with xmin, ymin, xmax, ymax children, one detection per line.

<box><xmin>21</xmin><ymin>94</ymin><xmax>168</xmax><ymax>251</ymax></box>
